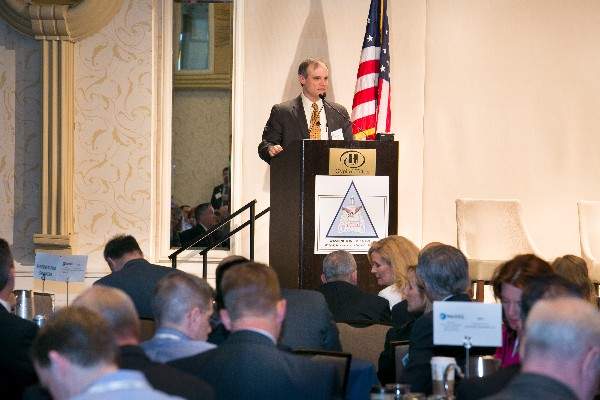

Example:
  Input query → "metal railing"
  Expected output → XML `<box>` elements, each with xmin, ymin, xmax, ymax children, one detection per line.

<box><xmin>168</xmin><ymin>200</ymin><xmax>270</xmax><ymax>279</ymax></box>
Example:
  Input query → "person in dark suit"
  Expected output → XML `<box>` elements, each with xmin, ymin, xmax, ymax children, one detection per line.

<box><xmin>93</xmin><ymin>234</ymin><xmax>173</xmax><ymax>319</ymax></box>
<box><xmin>258</xmin><ymin>58</ymin><xmax>353</xmax><ymax>164</ymax></box>
<box><xmin>279</xmin><ymin>288</ymin><xmax>342</xmax><ymax>351</ymax></box>
<box><xmin>169</xmin><ymin>262</ymin><xmax>339</xmax><ymax>400</ymax></box>
<box><xmin>210</xmin><ymin>166</ymin><xmax>230</xmax><ymax>210</ymax></box>
<box><xmin>399</xmin><ymin>244</ymin><xmax>475</xmax><ymax>394</ymax></box>
<box><xmin>0</xmin><ymin>238</ymin><xmax>39</xmax><ymax>400</ymax></box>
<box><xmin>484</xmin><ymin>297</ymin><xmax>600</xmax><ymax>400</ymax></box>
<box><xmin>315</xmin><ymin>250</ymin><xmax>391</xmax><ymax>323</ymax></box>
<box><xmin>179</xmin><ymin>203</ymin><xmax>225</xmax><ymax>248</ymax></box>
<box><xmin>73</xmin><ymin>285</ymin><xmax>214</xmax><ymax>400</ymax></box>
<box><xmin>208</xmin><ymin>255</ymin><xmax>342</xmax><ymax>351</ymax></box>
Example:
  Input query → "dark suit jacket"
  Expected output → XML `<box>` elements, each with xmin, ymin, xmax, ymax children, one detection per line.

<box><xmin>119</xmin><ymin>345</ymin><xmax>214</xmax><ymax>400</ymax></box>
<box><xmin>314</xmin><ymin>280</ymin><xmax>391</xmax><ymax>323</ymax></box>
<box><xmin>258</xmin><ymin>95</ymin><xmax>353</xmax><ymax>163</ymax></box>
<box><xmin>178</xmin><ymin>224</ymin><xmax>225</xmax><ymax>248</ymax></box>
<box><xmin>206</xmin><ymin>289</ymin><xmax>341</xmax><ymax>351</ymax></box>
<box><xmin>0</xmin><ymin>306</ymin><xmax>39</xmax><ymax>399</ymax></box>
<box><xmin>280</xmin><ymin>288</ymin><xmax>342</xmax><ymax>351</ymax></box>
<box><xmin>211</xmin><ymin>183</ymin><xmax>229</xmax><ymax>210</ymax></box>
<box><xmin>93</xmin><ymin>258</ymin><xmax>174</xmax><ymax>318</ymax></box>
<box><xmin>399</xmin><ymin>293</ymin><xmax>472</xmax><ymax>394</ymax></box>
<box><xmin>456</xmin><ymin>363</ymin><xmax>520</xmax><ymax>400</ymax></box>
<box><xmin>482</xmin><ymin>372</ymin><xmax>578</xmax><ymax>400</ymax></box>
<box><xmin>168</xmin><ymin>330</ymin><xmax>338</xmax><ymax>400</ymax></box>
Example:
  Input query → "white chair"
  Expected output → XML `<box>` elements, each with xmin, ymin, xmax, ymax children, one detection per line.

<box><xmin>456</xmin><ymin>199</ymin><xmax>544</xmax><ymax>302</ymax></box>
<box><xmin>577</xmin><ymin>201</ymin><xmax>600</xmax><ymax>284</ymax></box>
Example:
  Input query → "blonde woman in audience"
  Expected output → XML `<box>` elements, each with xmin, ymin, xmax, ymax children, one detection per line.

<box><xmin>552</xmin><ymin>254</ymin><xmax>598</xmax><ymax>306</ymax></box>
<box><xmin>368</xmin><ymin>235</ymin><xmax>419</xmax><ymax>308</ymax></box>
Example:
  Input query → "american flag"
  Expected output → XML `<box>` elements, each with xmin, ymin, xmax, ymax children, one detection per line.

<box><xmin>351</xmin><ymin>0</ymin><xmax>391</xmax><ymax>140</ymax></box>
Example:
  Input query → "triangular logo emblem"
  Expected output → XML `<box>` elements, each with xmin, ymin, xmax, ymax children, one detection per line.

<box><xmin>326</xmin><ymin>181</ymin><xmax>378</xmax><ymax>238</ymax></box>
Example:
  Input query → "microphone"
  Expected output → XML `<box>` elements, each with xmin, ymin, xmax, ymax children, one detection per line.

<box><xmin>319</xmin><ymin>93</ymin><xmax>368</xmax><ymax>139</ymax></box>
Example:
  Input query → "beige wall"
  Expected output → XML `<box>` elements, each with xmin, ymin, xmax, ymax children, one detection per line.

<box><xmin>172</xmin><ymin>88</ymin><xmax>231</xmax><ymax>209</ymax></box>
<box><xmin>2</xmin><ymin>0</ymin><xmax>600</xmax><ymax>305</ymax></box>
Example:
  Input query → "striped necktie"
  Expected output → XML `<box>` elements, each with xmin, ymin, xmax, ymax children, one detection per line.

<box><xmin>309</xmin><ymin>103</ymin><xmax>321</xmax><ymax>140</ymax></box>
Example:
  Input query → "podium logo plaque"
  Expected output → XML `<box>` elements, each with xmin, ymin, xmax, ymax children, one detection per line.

<box><xmin>329</xmin><ymin>148</ymin><xmax>376</xmax><ymax>176</ymax></box>
<box><xmin>315</xmin><ymin>175</ymin><xmax>389</xmax><ymax>253</ymax></box>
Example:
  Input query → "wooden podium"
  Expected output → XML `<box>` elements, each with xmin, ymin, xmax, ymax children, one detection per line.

<box><xmin>269</xmin><ymin>140</ymin><xmax>399</xmax><ymax>294</ymax></box>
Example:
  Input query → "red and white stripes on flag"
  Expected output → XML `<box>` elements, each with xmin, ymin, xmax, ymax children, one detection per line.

<box><xmin>351</xmin><ymin>0</ymin><xmax>391</xmax><ymax>140</ymax></box>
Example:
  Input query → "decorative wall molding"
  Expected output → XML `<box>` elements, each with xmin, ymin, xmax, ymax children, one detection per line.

<box><xmin>0</xmin><ymin>0</ymin><xmax>122</xmax><ymax>254</ymax></box>
<box><xmin>0</xmin><ymin>0</ymin><xmax>122</xmax><ymax>41</ymax></box>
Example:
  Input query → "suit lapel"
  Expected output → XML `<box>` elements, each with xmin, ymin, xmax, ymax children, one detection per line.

<box><xmin>292</xmin><ymin>95</ymin><xmax>309</xmax><ymax>138</ymax></box>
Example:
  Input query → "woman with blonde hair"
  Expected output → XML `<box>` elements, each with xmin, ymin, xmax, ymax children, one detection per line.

<box><xmin>552</xmin><ymin>254</ymin><xmax>597</xmax><ymax>306</ymax></box>
<box><xmin>368</xmin><ymin>235</ymin><xmax>419</xmax><ymax>308</ymax></box>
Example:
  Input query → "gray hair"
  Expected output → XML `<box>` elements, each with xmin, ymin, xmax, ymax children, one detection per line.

<box><xmin>522</xmin><ymin>297</ymin><xmax>600</xmax><ymax>364</ymax></box>
<box><xmin>322</xmin><ymin>250</ymin><xmax>357</xmax><ymax>282</ymax></box>
<box><xmin>416</xmin><ymin>244</ymin><xmax>469</xmax><ymax>300</ymax></box>
<box><xmin>152</xmin><ymin>271</ymin><xmax>214</xmax><ymax>326</ymax></box>
<box><xmin>297</xmin><ymin>57</ymin><xmax>327</xmax><ymax>78</ymax></box>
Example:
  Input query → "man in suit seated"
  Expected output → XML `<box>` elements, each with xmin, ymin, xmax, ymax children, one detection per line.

<box><xmin>315</xmin><ymin>250</ymin><xmax>391</xmax><ymax>323</ymax></box>
<box><xmin>73</xmin><ymin>286</ymin><xmax>214</xmax><ymax>400</ymax></box>
<box><xmin>485</xmin><ymin>297</ymin><xmax>600</xmax><ymax>400</ymax></box>
<box><xmin>399</xmin><ymin>244</ymin><xmax>474</xmax><ymax>394</ymax></box>
<box><xmin>141</xmin><ymin>271</ymin><xmax>216</xmax><ymax>362</ymax></box>
<box><xmin>178</xmin><ymin>203</ymin><xmax>225</xmax><ymax>248</ymax></box>
<box><xmin>0</xmin><ymin>238</ymin><xmax>39</xmax><ymax>399</ymax></box>
<box><xmin>169</xmin><ymin>262</ymin><xmax>340</xmax><ymax>400</ymax></box>
<box><xmin>94</xmin><ymin>234</ymin><xmax>174</xmax><ymax>319</ymax></box>
<box><xmin>257</xmin><ymin>57</ymin><xmax>353</xmax><ymax>164</ymax></box>
<box><xmin>31</xmin><ymin>307</ymin><xmax>179</xmax><ymax>400</ymax></box>
<box><xmin>208</xmin><ymin>255</ymin><xmax>342</xmax><ymax>351</ymax></box>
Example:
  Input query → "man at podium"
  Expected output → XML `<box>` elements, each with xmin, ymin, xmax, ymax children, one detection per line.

<box><xmin>258</xmin><ymin>57</ymin><xmax>353</xmax><ymax>163</ymax></box>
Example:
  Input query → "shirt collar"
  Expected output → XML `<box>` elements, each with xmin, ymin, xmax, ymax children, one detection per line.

<box><xmin>0</xmin><ymin>298</ymin><xmax>11</xmax><ymax>312</ymax></box>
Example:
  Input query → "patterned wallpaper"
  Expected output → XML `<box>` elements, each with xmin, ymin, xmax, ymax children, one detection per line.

<box><xmin>172</xmin><ymin>88</ymin><xmax>231</xmax><ymax>209</ymax></box>
<box><xmin>73</xmin><ymin>0</ymin><xmax>154</xmax><ymax>263</ymax></box>
<box><xmin>0</xmin><ymin>21</ymin><xmax>41</xmax><ymax>267</ymax></box>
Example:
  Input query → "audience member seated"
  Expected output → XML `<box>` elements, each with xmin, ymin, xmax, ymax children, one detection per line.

<box><xmin>179</xmin><ymin>203</ymin><xmax>225</xmax><ymax>248</ymax></box>
<box><xmin>32</xmin><ymin>307</ymin><xmax>179</xmax><ymax>400</ymax></box>
<box><xmin>170</xmin><ymin>206</ymin><xmax>183</xmax><ymax>247</ymax></box>
<box><xmin>390</xmin><ymin>243</ymin><xmax>444</xmax><ymax>329</ymax></box>
<box><xmin>0</xmin><ymin>239</ymin><xmax>39</xmax><ymax>399</ymax></box>
<box><xmin>398</xmin><ymin>244</ymin><xmax>473</xmax><ymax>394</ymax></box>
<box><xmin>169</xmin><ymin>262</ymin><xmax>340</xmax><ymax>400</ymax></box>
<box><xmin>180</xmin><ymin>205</ymin><xmax>194</xmax><ymax>231</ymax></box>
<box><xmin>483</xmin><ymin>297</ymin><xmax>600</xmax><ymax>400</ymax></box>
<box><xmin>208</xmin><ymin>256</ymin><xmax>248</xmax><ymax>346</ymax></box>
<box><xmin>280</xmin><ymin>287</ymin><xmax>342</xmax><ymax>351</ymax></box>
<box><xmin>141</xmin><ymin>271</ymin><xmax>216</xmax><ymax>362</ymax></box>
<box><xmin>378</xmin><ymin>264</ymin><xmax>432</xmax><ymax>384</ymax></box>
<box><xmin>368</xmin><ymin>235</ymin><xmax>419</xmax><ymax>308</ymax></box>
<box><xmin>209</xmin><ymin>255</ymin><xmax>342</xmax><ymax>351</ymax></box>
<box><xmin>94</xmin><ymin>234</ymin><xmax>174</xmax><ymax>319</ymax></box>
<box><xmin>73</xmin><ymin>286</ymin><xmax>213</xmax><ymax>400</ymax></box>
<box><xmin>552</xmin><ymin>254</ymin><xmax>598</xmax><ymax>307</ymax></box>
<box><xmin>456</xmin><ymin>274</ymin><xmax>582</xmax><ymax>400</ymax></box>
<box><xmin>315</xmin><ymin>250</ymin><xmax>391</xmax><ymax>323</ymax></box>
<box><xmin>490</xmin><ymin>255</ymin><xmax>554</xmax><ymax>368</ymax></box>
<box><xmin>31</xmin><ymin>307</ymin><xmax>180</xmax><ymax>400</ymax></box>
